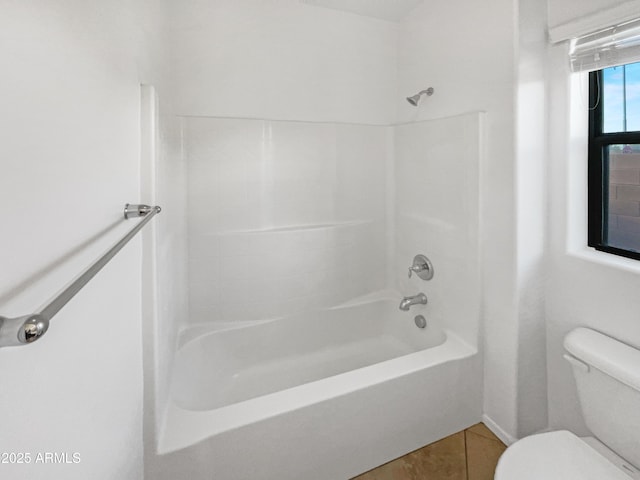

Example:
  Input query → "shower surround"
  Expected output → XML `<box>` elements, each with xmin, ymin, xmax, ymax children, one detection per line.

<box><xmin>153</xmin><ymin>112</ymin><xmax>484</xmax><ymax>479</ymax></box>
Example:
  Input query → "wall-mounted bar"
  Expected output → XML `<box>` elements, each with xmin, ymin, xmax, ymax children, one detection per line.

<box><xmin>0</xmin><ymin>204</ymin><xmax>161</xmax><ymax>349</ymax></box>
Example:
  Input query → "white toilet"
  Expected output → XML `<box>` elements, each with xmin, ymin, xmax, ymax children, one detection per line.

<box><xmin>495</xmin><ymin>327</ymin><xmax>640</xmax><ymax>479</ymax></box>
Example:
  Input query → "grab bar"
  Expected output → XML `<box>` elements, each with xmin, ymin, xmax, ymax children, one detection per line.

<box><xmin>0</xmin><ymin>204</ymin><xmax>161</xmax><ymax>348</ymax></box>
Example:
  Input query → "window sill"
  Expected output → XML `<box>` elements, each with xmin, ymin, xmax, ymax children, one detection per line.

<box><xmin>569</xmin><ymin>246</ymin><xmax>640</xmax><ymax>275</ymax></box>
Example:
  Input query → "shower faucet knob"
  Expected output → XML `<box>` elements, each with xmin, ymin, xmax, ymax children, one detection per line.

<box><xmin>408</xmin><ymin>266</ymin><xmax>421</xmax><ymax>278</ymax></box>
<box><xmin>408</xmin><ymin>254</ymin><xmax>434</xmax><ymax>281</ymax></box>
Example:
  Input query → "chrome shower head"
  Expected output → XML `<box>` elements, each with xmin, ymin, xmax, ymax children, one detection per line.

<box><xmin>406</xmin><ymin>94</ymin><xmax>421</xmax><ymax>106</ymax></box>
<box><xmin>406</xmin><ymin>87</ymin><xmax>434</xmax><ymax>106</ymax></box>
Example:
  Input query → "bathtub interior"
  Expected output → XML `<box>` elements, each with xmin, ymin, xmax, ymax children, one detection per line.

<box><xmin>171</xmin><ymin>295</ymin><xmax>447</xmax><ymax>411</ymax></box>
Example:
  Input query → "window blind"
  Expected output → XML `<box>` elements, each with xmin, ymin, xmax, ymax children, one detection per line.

<box><xmin>570</xmin><ymin>17</ymin><xmax>640</xmax><ymax>71</ymax></box>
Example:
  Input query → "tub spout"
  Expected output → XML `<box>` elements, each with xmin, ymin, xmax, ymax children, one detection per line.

<box><xmin>399</xmin><ymin>293</ymin><xmax>428</xmax><ymax>311</ymax></box>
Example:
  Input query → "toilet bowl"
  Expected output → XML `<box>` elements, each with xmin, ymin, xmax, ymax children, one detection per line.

<box><xmin>494</xmin><ymin>328</ymin><xmax>640</xmax><ymax>479</ymax></box>
<box><xmin>495</xmin><ymin>431</ymin><xmax>639</xmax><ymax>479</ymax></box>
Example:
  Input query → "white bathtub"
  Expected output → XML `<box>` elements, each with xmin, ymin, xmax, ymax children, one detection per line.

<box><xmin>153</xmin><ymin>293</ymin><xmax>482</xmax><ymax>480</ymax></box>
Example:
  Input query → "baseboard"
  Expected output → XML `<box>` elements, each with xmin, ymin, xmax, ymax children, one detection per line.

<box><xmin>482</xmin><ymin>414</ymin><xmax>518</xmax><ymax>446</ymax></box>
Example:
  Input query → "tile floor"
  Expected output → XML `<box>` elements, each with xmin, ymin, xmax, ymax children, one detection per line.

<box><xmin>352</xmin><ymin>423</ymin><xmax>507</xmax><ymax>480</ymax></box>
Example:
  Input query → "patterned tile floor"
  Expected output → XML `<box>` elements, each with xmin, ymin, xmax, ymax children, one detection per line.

<box><xmin>352</xmin><ymin>423</ymin><xmax>507</xmax><ymax>480</ymax></box>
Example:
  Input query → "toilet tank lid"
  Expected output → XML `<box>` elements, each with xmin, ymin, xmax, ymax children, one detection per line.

<box><xmin>564</xmin><ymin>328</ymin><xmax>640</xmax><ymax>392</ymax></box>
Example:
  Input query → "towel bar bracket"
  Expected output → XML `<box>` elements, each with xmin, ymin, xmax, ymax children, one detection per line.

<box><xmin>124</xmin><ymin>203</ymin><xmax>161</xmax><ymax>219</ymax></box>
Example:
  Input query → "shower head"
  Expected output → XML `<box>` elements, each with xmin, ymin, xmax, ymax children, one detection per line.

<box><xmin>406</xmin><ymin>87</ymin><xmax>434</xmax><ymax>106</ymax></box>
<box><xmin>406</xmin><ymin>94</ymin><xmax>421</xmax><ymax>106</ymax></box>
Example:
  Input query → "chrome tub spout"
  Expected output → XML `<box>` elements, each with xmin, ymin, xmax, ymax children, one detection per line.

<box><xmin>399</xmin><ymin>293</ymin><xmax>428</xmax><ymax>311</ymax></box>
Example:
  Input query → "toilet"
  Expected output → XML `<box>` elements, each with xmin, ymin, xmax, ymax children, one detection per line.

<box><xmin>495</xmin><ymin>327</ymin><xmax>640</xmax><ymax>479</ymax></box>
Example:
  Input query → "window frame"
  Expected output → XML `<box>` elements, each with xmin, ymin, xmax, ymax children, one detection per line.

<box><xmin>588</xmin><ymin>68</ymin><xmax>640</xmax><ymax>261</ymax></box>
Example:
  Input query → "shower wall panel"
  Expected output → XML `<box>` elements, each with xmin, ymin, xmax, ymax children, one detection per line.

<box><xmin>394</xmin><ymin>113</ymin><xmax>482</xmax><ymax>346</ymax></box>
<box><xmin>185</xmin><ymin>117</ymin><xmax>390</xmax><ymax>323</ymax></box>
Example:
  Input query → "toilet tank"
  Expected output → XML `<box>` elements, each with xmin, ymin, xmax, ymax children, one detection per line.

<box><xmin>564</xmin><ymin>328</ymin><xmax>640</xmax><ymax>468</ymax></box>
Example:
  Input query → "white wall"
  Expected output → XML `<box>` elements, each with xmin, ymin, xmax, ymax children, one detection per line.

<box><xmin>513</xmin><ymin>0</ymin><xmax>549</xmax><ymax>438</ymax></box>
<box><xmin>397</xmin><ymin>0</ymin><xmax>521</xmax><ymax>440</ymax></box>
<box><xmin>167</xmin><ymin>0</ymin><xmax>398</xmax><ymax>124</ymax></box>
<box><xmin>0</xmin><ymin>1</ymin><xmax>181</xmax><ymax>479</ymax></box>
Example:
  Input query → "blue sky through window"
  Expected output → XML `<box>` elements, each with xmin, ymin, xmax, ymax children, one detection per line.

<box><xmin>603</xmin><ymin>61</ymin><xmax>640</xmax><ymax>133</ymax></box>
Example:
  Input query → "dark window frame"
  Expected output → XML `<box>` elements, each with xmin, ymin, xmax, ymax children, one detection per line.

<box><xmin>588</xmin><ymin>69</ymin><xmax>640</xmax><ymax>261</ymax></box>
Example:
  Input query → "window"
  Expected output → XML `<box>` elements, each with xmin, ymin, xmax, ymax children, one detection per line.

<box><xmin>589</xmin><ymin>62</ymin><xmax>640</xmax><ymax>260</ymax></box>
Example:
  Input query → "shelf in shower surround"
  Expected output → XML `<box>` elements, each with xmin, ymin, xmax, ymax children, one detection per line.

<box><xmin>212</xmin><ymin>220</ymin><xmax>373</xmax><ymax>235</ymax></box>
<box><xmin>398</xmin><ymin>212</ymin><xmax>456</xmax><ymax>231</ymax></box>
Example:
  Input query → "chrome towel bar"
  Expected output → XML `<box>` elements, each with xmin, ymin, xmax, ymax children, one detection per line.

<box><xmin>0</xmin><ymin>204</ymin><xmax>161</xmax><ymax>349</ymax></box>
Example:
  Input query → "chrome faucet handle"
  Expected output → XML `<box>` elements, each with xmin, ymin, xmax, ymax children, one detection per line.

<box><xmin>408</xmin><ymin>254</ymin><xmax>434</xmax><ymax>281</ymax></box>
<box><xmin>408</xmin><ymin>265</ymin><xmax>421</xmax><ymax>278</ymax></box>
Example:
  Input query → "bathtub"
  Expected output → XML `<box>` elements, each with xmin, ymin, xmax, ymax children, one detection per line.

<box><xmin>152</xmin><ymin>293</ymin><xmax>482</xmax><ymax>480</ymax></box>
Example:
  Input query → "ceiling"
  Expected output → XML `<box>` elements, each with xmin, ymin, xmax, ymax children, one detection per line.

<box><xmin>300</xmin><ymin>0</ymin><xmax>424</xmax><ymax>22</ymax></box>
